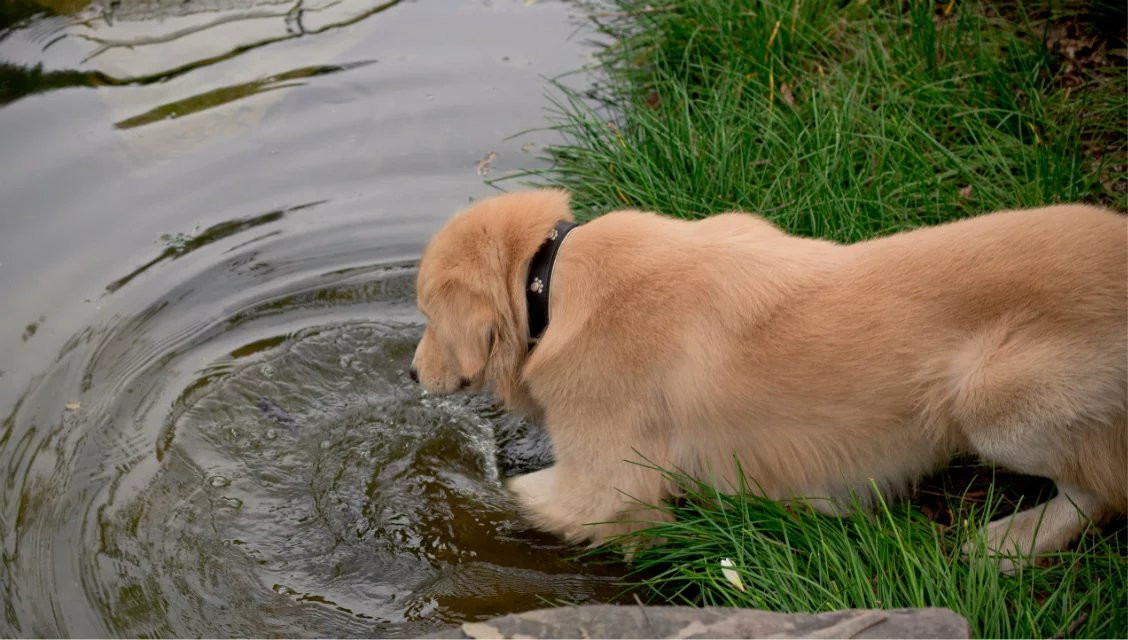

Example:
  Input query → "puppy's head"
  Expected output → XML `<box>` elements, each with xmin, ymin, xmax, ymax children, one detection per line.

<box><xmin>412</xmin><ymin>189</ymin><xmax>573</xmax><ymax>412</ymax></box>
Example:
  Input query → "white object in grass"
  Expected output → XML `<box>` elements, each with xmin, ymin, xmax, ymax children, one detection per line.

<box><xmin>720</xmin><ymin>558</ymin><xmax>745</xmax><ymax>592</ymax></box>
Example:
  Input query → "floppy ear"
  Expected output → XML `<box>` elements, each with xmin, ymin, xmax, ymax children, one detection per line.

<box><xmin>448</xmin><ymin>291</ymin><xmax>497</xmax><ymax>381</ymax></box>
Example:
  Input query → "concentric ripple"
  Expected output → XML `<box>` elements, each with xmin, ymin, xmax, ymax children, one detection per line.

<box><xmin>0</xmin><ymin>235</ymin><xmax>621</xmax><ymax>638</ymax></box>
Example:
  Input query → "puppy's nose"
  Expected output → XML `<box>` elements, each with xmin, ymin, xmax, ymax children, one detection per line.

<box><xmin>409</xmin><ymin>366</ymin><xmax>419</xmax><ymax>383</ymax></box>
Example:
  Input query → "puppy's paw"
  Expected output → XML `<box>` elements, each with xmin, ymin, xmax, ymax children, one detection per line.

<box><xmin>505</xmin><ymin>467</ymin><xmax>556</xmax><ymax>510</ymax></box>
<box><xmin>961</xmin><ymin>537</ymin><xmax>1019</xmax><ymax>576</ymax></box>
<box><xmin>505</xmin><ymin>467</ymin><xmax>627</xmax><ymax>546</ymax></box>
<box><xmin>505</xmin><ymin>467</ymin><xmax>585</xmax><ymax>541</ymax></box>
<box><xmin>962</xmin><ymin>515</ymin><xmax>1030</xmax><ymax>575</ymax></box>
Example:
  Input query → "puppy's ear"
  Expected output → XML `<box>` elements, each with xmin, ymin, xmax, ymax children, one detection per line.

<box><xmin>450</xmin><ymin>295</ymin><xmax>497</xmax><ymax>381</ymax></box>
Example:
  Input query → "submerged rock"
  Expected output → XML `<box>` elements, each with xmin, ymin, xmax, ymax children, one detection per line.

<box><xmin>430</xmin><ymin>605</ymin><xmax>971</xmax><ymax>639</ymax></box>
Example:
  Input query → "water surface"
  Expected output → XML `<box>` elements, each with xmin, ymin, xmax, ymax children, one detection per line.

<box><xmin>0</xmin><ymin>1</ymin><xmax>623</xmax><ymax>636</ymax></box>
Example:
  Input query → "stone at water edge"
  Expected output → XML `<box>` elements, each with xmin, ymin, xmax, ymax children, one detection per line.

<box><xmin>427</xmin><ymin>604</ymin><xmax>971</xmax><ymax>639</ymax></box>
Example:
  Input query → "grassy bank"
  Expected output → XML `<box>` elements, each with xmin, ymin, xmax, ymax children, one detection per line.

<box><xmin>514</xmin><ymin>0</ymin><xmax>1125</xmax><ymax>234</ymax></box>
<box><xmin>507</xmin><ymin>0</ymin><xmax>1128</xmax><ymax>637</ymax></box>
<box><xmin>615</xmin><ymin>466</ymin><xmax>1126</xmax><ymax>638</ymax></box>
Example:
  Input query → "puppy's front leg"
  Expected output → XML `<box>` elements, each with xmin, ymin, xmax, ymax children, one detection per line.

<box><xmin>505</xmin><ymin>466</ymin><xmax>559</xmax><ymax>525</ymax></box>
<box><xmin>506</xmin><ymin>459</ymin><xmax>670</xmax><ymax>547</ymax></box>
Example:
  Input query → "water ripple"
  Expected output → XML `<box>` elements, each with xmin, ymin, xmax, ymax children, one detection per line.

<box><xmin>1</xmin><ymin>244</ymin><xmax>621</xmax><ymax>637</ymax></box>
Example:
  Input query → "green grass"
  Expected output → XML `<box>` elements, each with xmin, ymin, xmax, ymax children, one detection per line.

<box><xmin>611</xmin><ymin>467</ymin><xmax>1127</xmax><ymax>639</ymax></box>
<box><xmin>504</xmin><ymin>0</ymin><xmax>1128</xmax><ymax>636</ymax></box>
<box><xmin>505</xmin><ymin>0</ymin><xmax>1126</xmax><ymax>241</ymax></box>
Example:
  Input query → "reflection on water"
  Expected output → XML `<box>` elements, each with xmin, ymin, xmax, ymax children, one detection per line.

<box><xmin>1</xmin><ymin>0</ymin><xmax>402</xmax><ymax>105</ymax></box>
<box><xmin>112</xmin><ymin>63</ymin><xmax>375</xmax><ymax>129</ymax></box>
<box><xmin>105</xmin><ymin>200</ymin><xmax>322</xmax><ymax>292</ymax></box>
<box><xmin>0</xmin><ymin>0</ymin><xmax>617</xmax><ymax>636</ymax></box>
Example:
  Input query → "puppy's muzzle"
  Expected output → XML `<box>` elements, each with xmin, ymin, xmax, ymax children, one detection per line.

<box><xmin>407</xmin><ymin>365</ymin><xmax>472</xmax><ymax>391</ymax></box>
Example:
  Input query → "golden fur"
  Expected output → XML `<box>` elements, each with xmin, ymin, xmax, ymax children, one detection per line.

<box><xmin>413</xmin><ymin>189</ymin><xmax>1127</xmax><ymax>569</ymax></box>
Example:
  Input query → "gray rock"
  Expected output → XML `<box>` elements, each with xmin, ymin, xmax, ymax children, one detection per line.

<box><xmin>429</xmin><ymin>604</ymin><xmax>970</xmax><ymax>639</ymax></box>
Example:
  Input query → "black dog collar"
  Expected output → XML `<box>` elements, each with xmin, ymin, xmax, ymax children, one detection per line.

<box><xmin>526</xmin><ymin>220</ymin><xmax>579</xmax><ymax>347</ymax></box>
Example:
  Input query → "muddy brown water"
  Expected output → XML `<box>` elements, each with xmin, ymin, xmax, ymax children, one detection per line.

<box><xmin>0</xmin><ymin>1</ymin><xmax>627</xmax><ymax>636</ymax></box>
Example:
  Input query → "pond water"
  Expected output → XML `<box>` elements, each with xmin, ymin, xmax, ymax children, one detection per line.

<box><xmin>0</xmin><ymin>1</ymin><xmax>626</xmax><ymax>636</ymax></box>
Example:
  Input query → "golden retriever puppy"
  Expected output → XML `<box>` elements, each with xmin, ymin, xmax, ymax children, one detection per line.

<box><xmin>412</xmin><ymin>189</ymin><xmax>1126</xmax><ymax>569</ymax></box>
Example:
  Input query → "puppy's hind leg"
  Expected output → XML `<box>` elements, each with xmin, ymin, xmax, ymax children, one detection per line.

<box><xmin>961</xmin><ymin>483</ymin><xmax>1110</xmax><ymax>575</ymax></box>
<box><xmin>947</xmin><ymin>324</ymin><xmax>1126</xmax><ymax>571</ymax></box>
